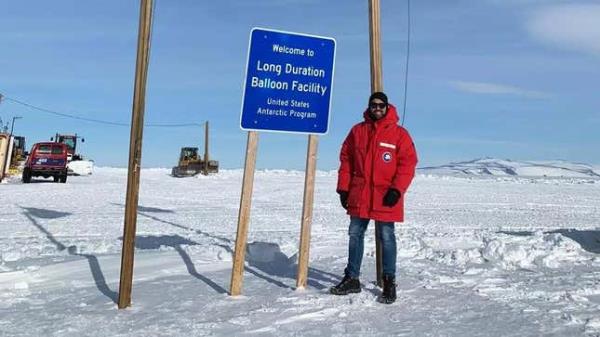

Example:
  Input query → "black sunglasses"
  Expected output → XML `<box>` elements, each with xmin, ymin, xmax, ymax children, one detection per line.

<box><xmin>369</xmin><ymin>102</ymin><xmax>387</xmax><ymax>109</ymax></box>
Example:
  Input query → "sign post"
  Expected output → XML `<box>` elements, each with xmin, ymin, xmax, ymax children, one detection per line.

<box><xmin>230</xmin><ymin>131</ymin><xmax>259</xmax><ymax>296</ymax></box>
<box><xmin>231</xmin><ymin>28</ymin><xmax>336</xmax><ymax>295</ymax></box>
<box><xmin>296</xmin><ymin>134</ymin><xmax>318</xmax><ymax>289</ymax></box>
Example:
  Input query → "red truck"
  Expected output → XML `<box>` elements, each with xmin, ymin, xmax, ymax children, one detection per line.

<box><xmin>22</xmin><ymin>142</ymin><xmax>68</xmax><ymax>183</ymax></box>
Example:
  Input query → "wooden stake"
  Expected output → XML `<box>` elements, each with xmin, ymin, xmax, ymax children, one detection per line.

<box><xmin>230</xmin><ymin>131</ymin><xmax>259</xmax><ymax>296</ymax></box>
<box><xmin>118</xmin><ymin>0</ymin><xmax>153</xmax><ymax>309</ymax></box>
<box><xmin>368</xmin><ymin>0</ymin><xmax>384</xmax><ymax>288</ymax></box>
<box><xmin>296</xmin><ymin>134</ymin><xmax>318</xmax><ymax>289</ymax></box>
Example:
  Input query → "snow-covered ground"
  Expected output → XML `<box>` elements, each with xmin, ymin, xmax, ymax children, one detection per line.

<box><xmin>1</xmin><ymin>167</ymin><xmax>600</xmax><ymax>336</ymax></box>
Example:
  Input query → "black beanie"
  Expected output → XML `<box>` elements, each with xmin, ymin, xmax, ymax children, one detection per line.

<box><xmin>369</xmin><ymin>92</ymin><xmax>388</xmax><ymax>105</ymax></box>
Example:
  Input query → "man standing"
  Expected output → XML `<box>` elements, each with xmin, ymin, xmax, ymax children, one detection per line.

<box><xmin>330</xmin><ymin>92</ymin><xmax>417</xmax><ymax>304</ymax></box>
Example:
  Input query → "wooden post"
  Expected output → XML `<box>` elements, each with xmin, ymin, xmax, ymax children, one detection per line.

<box><xmin>203</xmin><ymin>121</ymin><xmax>209</xmax><ymax>176</ymax></box>
<box><xmin>368</xmin><ymin>0</ymin><xmax>384</xmax><ymax>288</ymax></box>
<box><xmin>118</xmin><ymin>0</ymin><xmax>153</xmax><ymax>309</ymax></box>
<box><xmin>230</xmin><ymin>131</ymin><xmax>259</xmax><ymax>296</ymax></box>
<box><xmin>296</xmin><ymin>134</ymin><xmax>318</xmax><ymax>289</ymax></box>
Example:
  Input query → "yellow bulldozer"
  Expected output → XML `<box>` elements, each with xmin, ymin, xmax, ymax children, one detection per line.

<box><xmin>171</xmin><ymin>122</ymin><xmax>218</xmax><ymax>177</ymax></box>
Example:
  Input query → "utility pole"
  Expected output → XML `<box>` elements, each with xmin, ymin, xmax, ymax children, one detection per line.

<box><xmin>203</xmin><ymin>121</ymin><xmax>209</xmax><ymax>176</ymax></box>
<box><xmin>368</xmin><ymin>0</ymin><xmax>384</xmax><ymax>288</ymax></box>
<box><xmin>0</xmin><ymin>94</ymin><xmax>8</xmax><ymax>133</ymax></box>
<box><xmin>10</xmin><ymin>116</ymin><xmax>22</xmax><ymax>136</ymax></box>
<box><xmin>118</xmin><ymin>0</ymin><xmax>153</xmax><ymax>309</ymax></box>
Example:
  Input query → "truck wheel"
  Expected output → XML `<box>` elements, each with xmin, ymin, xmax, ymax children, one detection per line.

<box><xmin>54</xmin><ymin>176</ymin><xmax>60</xmax><ymax>183</ymax></box>
<box><xmin>22</xmin><ymin>168</ymin><xmax>32</xmax><ymax>183</ymax></box>
<box><xmin>60</xmin><ymin>175</ymin><xmax>67</xmax><ymax>183</ymax></box>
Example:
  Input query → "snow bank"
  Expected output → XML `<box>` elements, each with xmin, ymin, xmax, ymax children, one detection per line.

<box><xmin>480</xmin><ymin>231</ymin><xmax>587</xmax><ymax>269</ymax></box>
<box><xmin>67</xmin><ymin>160</ymin><xmax>94</xmax><ymax>176</ymax></box>
<box><xmin>418</xmin><ymin>231</ymin><xmax>591</xmax><ymax>270</ymax></box>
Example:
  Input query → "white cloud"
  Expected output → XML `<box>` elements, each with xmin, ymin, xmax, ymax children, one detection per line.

<box><xmin>527</xmin><ymin>5</ymin><xmax>600</xmax><ymax>56</ymax></box>
<box><xmin>449</xmin><ymin>81</ymin><xmax>548</xmax><ymax>99</ymax></box>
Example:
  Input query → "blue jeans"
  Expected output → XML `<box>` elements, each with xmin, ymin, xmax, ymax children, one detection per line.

<box><xmin>345</xmin><ymin>217</ymin><xmax>396</xmax><ymax>278</ymax></box>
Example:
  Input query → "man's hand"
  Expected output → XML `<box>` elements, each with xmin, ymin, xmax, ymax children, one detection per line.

<box><xmin>382</xmin><ymin>188</ymin><xmax>401</xmax><ymax>207</ymax></box>
<box><xmin>338</xmin><ymin>191</ymin><xmax>349</xmax><ymax>209</ymax></box>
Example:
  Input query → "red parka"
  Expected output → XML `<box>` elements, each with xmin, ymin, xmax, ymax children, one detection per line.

<box><xmin>337</xmin><ymin>104</ymin><xmax>418</xmax><ymax>222</ymax></box>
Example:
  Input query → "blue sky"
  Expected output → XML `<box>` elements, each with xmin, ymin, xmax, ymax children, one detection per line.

<box><xmin>1</xmin><ymin>0</ymin><xmax>599</xmax><ymax>169</ymax></box>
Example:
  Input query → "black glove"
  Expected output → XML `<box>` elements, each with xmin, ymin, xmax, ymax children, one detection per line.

<box><xmin>338</xmin><ymin>191</ymin><xmax>349</xmax><ymax>209</ymax></box>
<box><xmin>382</xmin><ymin>188</ymin><xmax>401</xmax><ymax>207</ymax></box>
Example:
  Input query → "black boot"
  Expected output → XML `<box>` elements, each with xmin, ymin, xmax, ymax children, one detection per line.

<box><xmin>329</xmin><ymin>274</ymin><xmax>361</xmax><ymax>295</ymax></box>
<box><xmin>377</xmin><ymin>274</ymin><xmax>396</xmax><ymax>304</ymax></box>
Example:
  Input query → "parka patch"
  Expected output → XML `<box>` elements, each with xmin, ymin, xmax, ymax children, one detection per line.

<box><xmin>379</xmin><ymin>142</ymin><xmax>396</xmax><ymax>149</ymax></box>
<box><xmin>382</xmin><ymin>152</ymin><xmax>392</xmax><ymax>162</ymax></box>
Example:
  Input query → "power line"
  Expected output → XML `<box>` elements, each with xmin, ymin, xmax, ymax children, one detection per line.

<box><xmin>4</xmin><ymin>96</ymin><xmax>129</xmax><ymax>126</ymax></box>
<box><xmin>0</xmin><ymin>93</ymin><xmax>202</xmax><ymax>128</ymax></box>
<box><xmin>0</xmin><ymin>3</ymin><xmax>200</xmax><ymax>129</ymax></box>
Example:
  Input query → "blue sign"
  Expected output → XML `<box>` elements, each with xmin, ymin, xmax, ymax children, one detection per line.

<box><xmin>240</xmin><ymin>28</ymin><xmax>336</xmax><ymax>134</ymax></box>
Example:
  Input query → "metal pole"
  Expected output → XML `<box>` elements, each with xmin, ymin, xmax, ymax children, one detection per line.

<box><xmin>368</xmin><ymin>0</ymin><xmax>384</xmax><ymax>288</ymax></box>
<box><xmin>118</xmin><ymin>0</ymin><xmax>153</xmax><ymax>309</ymax></box>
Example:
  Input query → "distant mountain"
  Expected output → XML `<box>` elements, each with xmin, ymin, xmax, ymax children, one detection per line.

<box><xmin>418</xmin><ymin>158</ymin><xmax>600</xmax><ymax>179</ymax></box>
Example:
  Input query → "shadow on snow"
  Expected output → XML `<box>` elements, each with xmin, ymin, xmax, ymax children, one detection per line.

<box><xmin>132</xmin><ymin>234</ymin><xmax>228</xmax><ymax>294</ymax></box>
<box><xmin>110</xmin><ymin>203</ymin><xmax>341</xmax><ymax>292</ymax></box>
<box><xmin>20</xmin><ymin>206</ymin><xmax>118</xmax><ymax>304</ymax></box>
